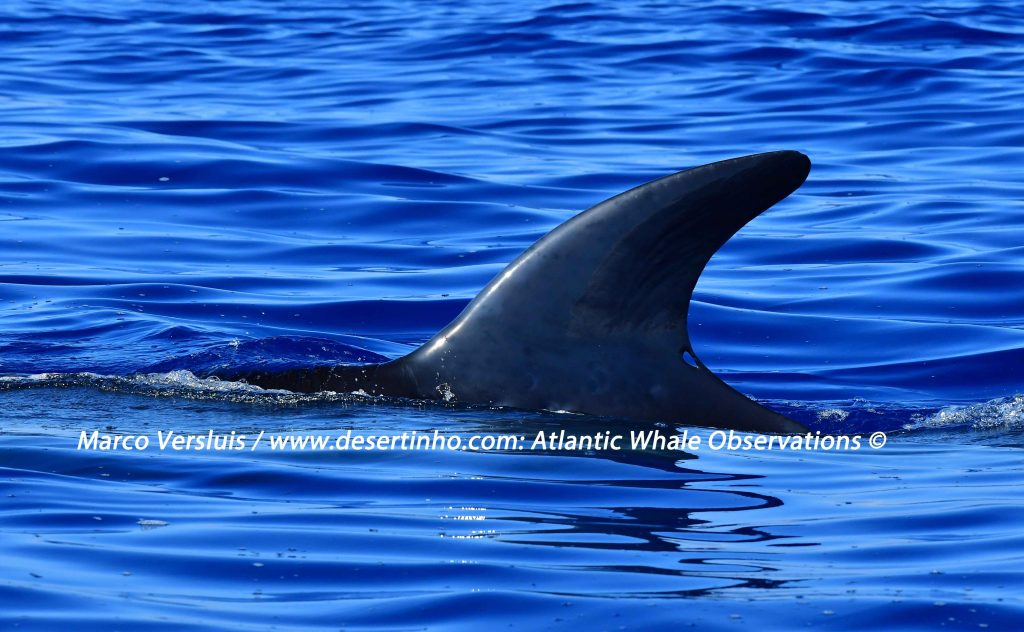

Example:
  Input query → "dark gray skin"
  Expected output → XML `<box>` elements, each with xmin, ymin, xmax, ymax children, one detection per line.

<box><xmin>218</xmin><ymin>151</ymin><xmax>812</xmax><ymax>433</ymax></box>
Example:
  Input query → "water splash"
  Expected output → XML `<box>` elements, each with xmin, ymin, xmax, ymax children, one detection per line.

<box><xmin>906</xmin><ymin>394</ymin><xmax>1024</xmax><ymax>431</ymax></box>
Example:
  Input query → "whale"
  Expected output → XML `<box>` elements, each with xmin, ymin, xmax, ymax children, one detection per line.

<box><xmin>215</xmin><ymin>150</ymin><xmax>812</xmax><ymax>433</ymax></box>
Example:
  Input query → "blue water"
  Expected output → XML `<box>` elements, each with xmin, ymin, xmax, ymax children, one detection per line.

<box><xmin>2</xmin><ymin>1</ymin><xmax>1024</xmax><ymax>629</ymax></box>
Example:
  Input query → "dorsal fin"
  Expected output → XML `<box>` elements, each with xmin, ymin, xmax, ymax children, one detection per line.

<box><xmin>395</xmin><ymin>151</ymin><xmax>811</xmax><ymax>432</ymax></box>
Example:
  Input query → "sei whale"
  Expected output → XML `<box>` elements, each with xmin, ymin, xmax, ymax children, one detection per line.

<box><xmin>217</xmin><ymin>151</ymin><xmax>811</xmax><ymax>433</ymax></box>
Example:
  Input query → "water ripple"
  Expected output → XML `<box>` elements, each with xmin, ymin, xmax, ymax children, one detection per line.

<box><xmin>3</xmin><ymin>1</ymin><xmax>1024</xmax><ymax>628</ymax></box>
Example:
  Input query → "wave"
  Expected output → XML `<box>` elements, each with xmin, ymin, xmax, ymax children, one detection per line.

<box><xmin>3</xmin><ymin>368</ymin><xmax>1021</xmax><ymax>435</ymax></box>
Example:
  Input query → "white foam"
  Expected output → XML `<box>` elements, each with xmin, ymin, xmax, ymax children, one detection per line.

<box><xmin>907</xmin><ymin>395</ymin><xmax>1024</xmax><ymax>431</ymax></box>
<box><xmin>125</xmin><ymin>370</ymin><xmax>282</xmax><ymax>394</ymax></box>
<box><xmin>816</xmin><ymin>408</ymin><xmax>850</xmax><ymax>422</ymax></box>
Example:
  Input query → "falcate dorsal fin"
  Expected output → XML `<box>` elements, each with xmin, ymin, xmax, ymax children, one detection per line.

<box><xmin>220</xmin><ymin>152</ymin><xmax>811</xmax><ymax>432</ymax></box>
<box><xmin>397</xmin><ymin>151</ymin><xmax>811</xmax><ymax>432</ymax></box>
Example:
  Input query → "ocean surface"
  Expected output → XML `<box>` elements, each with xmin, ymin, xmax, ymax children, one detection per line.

<box><xmin>2</xmin><ymin>1</ymin><xmax>1023</xmax><ymax>629</ymax></box>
